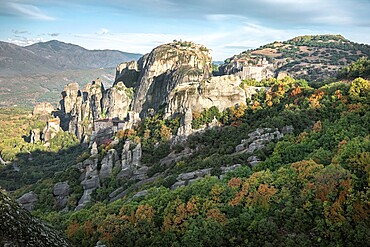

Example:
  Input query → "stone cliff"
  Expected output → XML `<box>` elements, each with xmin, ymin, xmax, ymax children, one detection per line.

<box><xmin>48</xmin><ymin>41</ymin><xmax>260</xmax><ymax>144</ymax></box>
<box><xmin>115</xmin><ymin>41</ymin><xmax>213</xmax><ymax>118</ymax></box>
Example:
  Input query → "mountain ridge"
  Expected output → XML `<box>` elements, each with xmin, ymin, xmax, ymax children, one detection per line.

<box><xmin>220</xmin><ymin>34</ymin><xmax>370</xmax><ymax>82</ymax></box>
<box><xmin>0</xmin><ymin>40</ymin><xmax>142</xmax><ymax>76</ymax></box>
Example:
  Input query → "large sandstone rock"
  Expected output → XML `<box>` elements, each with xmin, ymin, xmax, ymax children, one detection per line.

<box><xmin>42</xmin><ymin>117</ymin><xmax>61</xmax><ymax>143</ymax></box>
<box><xmin>32</xmin><ymin>102</ymin><xmax>54</xmax><ymax>116</ymax></box>
<box><xmin>100</xmin><ymin>149</ymin><xmax>119</xmax><ymax>180</ymax></box>
<box><xmin>102</xmin><ymin>82</ymin><xmax>131</xmax><ymax>119</ymax></box>
<box><xmin>115</xmin><ymin>60</ymin><xmax>139</xmax><ymax>87</ymax></box>
<box><xmin>16</xmin><ymin>191</ymin><xmax>38</xmax><ymax>211</ymax></box>
<box><xmin>118</xmin><ymin>141</ymin><xmax>144</xmax><ymax>179</ymax></box>
<box><xmin>219</xmin><ymin>57</ymin><xmax>275</xmax><ymax>81</ymax></box>
<box><xmin>166</xmin><ymin>75</ymin><xmax>246</xmax><ymax>118</ymax></box>
<box><xmin>115</xmin><ymin>42</ymin><xmax>212</xmax><ymax>118</ymax></box>
<box><xmin>53</xmin><ymin>182</ymin><xmax>70</xmax><ymax>209</ymax></box>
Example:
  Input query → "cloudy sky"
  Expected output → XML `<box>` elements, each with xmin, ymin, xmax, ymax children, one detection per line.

<box><xmin>0</xmin><ymin>0</ymin><xmax>370</xmax><ymax>60</ymax></box>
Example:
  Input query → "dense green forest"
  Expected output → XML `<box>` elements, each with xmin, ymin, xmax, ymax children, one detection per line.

<box><xmin>1</xmin><ymin>59</ymin><xmax>370</xmax><ymax>246</ymax></box>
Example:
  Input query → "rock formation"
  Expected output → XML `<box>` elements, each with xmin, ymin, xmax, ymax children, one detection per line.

<box><xmin>30</xmin><ymin>128</ymin><xmax>41</xmax><ymax>143</ymax></box>
<box><xmin>102</xmin><ymin>82</ymin><xmax>132</xmax><ymax>120</ymax></box>
<box><xmin>16</xmin><ymin>191</ymin><xmax>38</xmax><ymax>211</ymax></box>
<box><xmin>219</xmin><ymin>57</ymin><xmax>275</xmax><ymax>81</ymax></box>
<box><xmin>33</xmin><ymin>102</ymin><xmax>55</xmax><ymax>116</ymax></box>
<box><xmin>42</xmin><ymin>117</ymin><xmax>61</xmax><ymax>143</ymax></box>
<box><xmin>53</xmin><ymin>182</ymin><xmax>70</xmax><ymax>209</ymax></box>
<box><xmin>1</xmin><ymin>189</ymin><xmax>70</xmax><ymax>246</ymax></box>
<box><xmin>44</xmin><ymin>41</ymin><xmax>259</xmax><ymax>145</ymax></box>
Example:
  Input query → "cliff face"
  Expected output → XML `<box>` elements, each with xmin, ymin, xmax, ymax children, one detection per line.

<box><xmin>165</xmin><ymin>75</ymin><xmax>246</xmax><ymax>118</ymax></box>
<box><xmin>116</xmin><ymin>42</ymin><xmax>213</xmax><ymax>118</ymax></box>
<box><xmin>58</xmin><ymin>79</ymin><xmax>131</xmax><ymax>142</ymax></box>
<box><xmin>54</xmin><ymin>41</ymin><xmax>256</xmax><ymax>143</ymax></box>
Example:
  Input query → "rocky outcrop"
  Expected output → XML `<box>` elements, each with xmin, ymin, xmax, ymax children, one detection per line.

<box><xmin>16</xmin><ymin>191</ymin><xmax>38</xmax><ymax>211</ymax></box>
<box><xmin>33</xmin><ymin>102</ymin><xmax>54</xmax><ymax>116</ymax></box>
<box><xmin>115</xmin><ymin>60</ymin><xmax>139</xmax><ymax>88</ymax></box>
<box><xmin>219</xmin><ymin>57</ymin><xmax>275</xmax><ymax>81</ymax></box>
<box><xmin>102</xmin><ymin>82</ymin><xmax>132</xmax><ymax>120</ymax></box>
<box><xmin>118</xmin><ymin>141</ymin><xmax>145</xmax><ymax>180</ymax></box>
<box><xmin>165</xmin><ymin>75</ymin><xmax>246</xmax><ymax>119</ymax></box>
<box><xmin>171</xmin><ymin>164</ymin><xmax>243</xmax><ymax>189</ymax></box>
<box><xmin>46</xmin><ymin>42</ymin><xmax>253</xmax><ymax>145</ymax></box>
<box><xmin>30</xmin><ymin>128</ymin><xmax>41</xmax><ymax>143</ymax></box>
<box><xmin>235</xmin><ymin>126</ymin><xmax>294</xmax><ymax>167</ymax></box>
<box><xmin>1</xmin><ymin>189</ymin><xmax>70</xmax><ymax>246</ymax></box>
<box><xmin>100</xmin><ymin>149</ymin><xmax>120</xmax><ymax>180</ymax></box>
<box><xmin>53</xmin><ymin>182</ymin><xmax>70</xmax><ymax>209</ymax></box>
<box><xmin>115</xmin><ymin>41</ymin><xmax>212</xmax><ymax>118</ymax></box>
<box><xmin>42</xmin><ymin>117</ymin><xmax>61</xmax><ymax>143</ymax></box>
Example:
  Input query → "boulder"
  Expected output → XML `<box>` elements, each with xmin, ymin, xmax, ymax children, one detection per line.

<box><xmin>171</xmin><ymin>181</ymin><xmax>186</xmax><ymax>190</ymax></box>
<box><xmin>53</xmin><ymin>182</ymin><xmax>70</xmax><ymax>209</ymax></box>
<box><xmin>53</xmin><ymin>182</ymin><xmax>69</xmax><ymax>197</ymax></box>
<box><xmin>30</xmin><ymin>128</ymin><xmax>41</xmax><ymax>143</ymax></box>
<box><xmin>16</xmin><ymin>192</ymin><xmax>37</xmax><ymax>211</ymax></box>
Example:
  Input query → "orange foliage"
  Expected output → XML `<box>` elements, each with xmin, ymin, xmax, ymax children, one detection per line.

<box><xmin>228</xmin><ymin>177</ymin><xmax>243</xmax><ymax>189</ymax></box>
<box><xmin>230</xmin><ymin>103</ymin><xmax>247</xmax><ymax>120</ymax></box>
<box><xmin>312</xmin><ymin>120</ymin><xmax>322</xmax><ymax>133</ymax></box>
<box><xmin>296</xmin><ymin>131</ymin><xmax>309</xmax><ymax>143</ymax></box>
<box><xmin>309</xmin><ymin>90</ymin><xmax>324</xmax><ymax>108</ymax></box>
<box><xmin>206</xmin><ymin>208</ymin><xmax>227</xmax><ymax>223</ymax></box>
<box><xmin>82</xmin><ymin>221</ymin><xmax>94</xmax><ymax>239</ymax></box>
<box><xmin>337</xmin><ymin>139</ymin><xmax>348</xmax><ymax>150</ymax></box>
<box><xmin>291</xmin><ymin>160</ymin><xmax>323</xmax><ymax>181</ymax></box>
<box><xmin>347</xmin><ymin>103</ymin><xmax>363</xmax><ymax>112</ymax></box>
<box><xmin>290</xmin><ymin>87</ymin><xmax>302</xmax><ymax>97</ymax></box>
<box><xmin>192</xmin><ymin>111</ymin><xmax>201</xmax><ymax>119</ymax></box>
<box><xmin>186</xmin><ymin>197</ymin><xmax>199</xmax><ymax>216</ymax></box>
<box><xmin>135</xmin><ymin>204</ymin><xmax>155</xmax><ymax>224</ymax></box>
<box><xmin>334</xmin><ymin>90</ymin><xmax>342</xmax><ymax>99</ymax></box>
<box><xmin>67</xmin><ymin>220</ymin><xmax>80</xmax><ymax>240</ymax></box>
<box><xmin>231</xmin><ymin>121</ymin><xmax>242</xmax><ymax>127</ymax></box>
<box><xmin>251</xmin><ymin>101</ymin><xmax>260</xmax><ymax>110</ymax></box>
<box><xmin>248</xmin><ymin>184</ymin><xmax>277</xmax><ymax>209</ymax></box>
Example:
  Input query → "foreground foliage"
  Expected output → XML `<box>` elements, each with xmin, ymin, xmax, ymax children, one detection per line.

<box><xmin>1</xmin><ymin>69</ymin><xmax>370</xmax><ymax>246</ymax></box>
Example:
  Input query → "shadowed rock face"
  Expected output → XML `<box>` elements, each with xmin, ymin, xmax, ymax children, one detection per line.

<box><xmin>1</xmin><ymin>189</ymin><xmax>70</xmax><ymax>246</ymax></box>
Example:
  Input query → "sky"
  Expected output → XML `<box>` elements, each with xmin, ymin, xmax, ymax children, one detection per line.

<box><xmin>0</xmin><ymin>0</ymin><xmax>370</xmax><ymax>60</ymax></box>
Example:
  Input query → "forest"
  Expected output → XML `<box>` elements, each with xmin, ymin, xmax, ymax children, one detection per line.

<box><xmin>0</xmin><ymin>59</ymin><xmax>370</xmax><ymax>246</ymax></box>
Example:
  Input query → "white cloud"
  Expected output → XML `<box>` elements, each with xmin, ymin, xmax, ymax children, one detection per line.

<box><xmin>7</xmin><ymin>37</ymin><xmax>44</xmax><ymax>46</ymax></box>
<box><xmin>97</xmin><ymin>28</ymin><xmax>110</xmax><ymax>35</ymax></box>
<box><xmin>8</xmin><ymin>2</ymin><xmax>55</xmax><ymax>20</ymax></box>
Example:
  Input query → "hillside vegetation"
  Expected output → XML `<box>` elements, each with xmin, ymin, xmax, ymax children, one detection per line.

<box><xmin>1</xmin><ymin>58</ymin><xmax>370</xmax><ymax>247</ymax></box>
<box><xmin>49</xmin><ymin>75</ymin><xmax>370</xmax><ymax>246</ymax></box>
<box><xmin>222</xmin><ymin>35</ymin><xmax>370</xmax><ymax>82</ymax></box>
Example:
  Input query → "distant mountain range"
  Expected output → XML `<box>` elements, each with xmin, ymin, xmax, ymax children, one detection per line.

<box><xmin>0</xmin><ymin>40</ymin><xmax>142</xmax><ymax>76</ymax></box>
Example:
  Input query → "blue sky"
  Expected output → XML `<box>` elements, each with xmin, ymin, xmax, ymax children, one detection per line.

<box><xmin>0</xmin><ymin>0</ymin><xmax>370</xmax><ymax>60</ymax></box>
